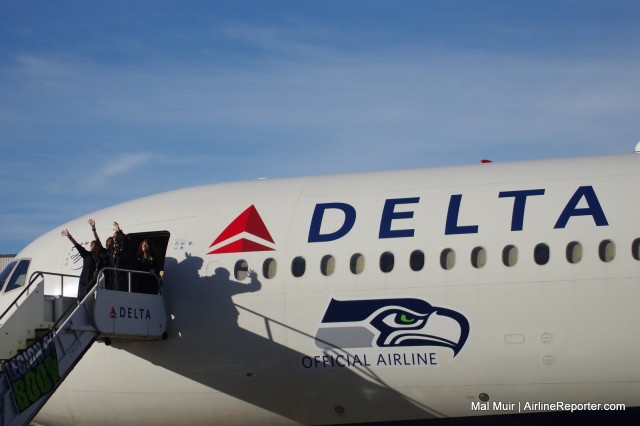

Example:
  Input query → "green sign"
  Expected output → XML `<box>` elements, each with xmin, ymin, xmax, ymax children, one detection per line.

<box><xmin>1</xmin><ymin>331</ymin><xmax>60</xmax><ymax>413</ymax></box>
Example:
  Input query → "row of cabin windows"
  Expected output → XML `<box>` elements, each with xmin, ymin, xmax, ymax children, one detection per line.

<box><xmin>234</xmin><ymin>238</ymin><xmax>640</xmax><ymax>280</ymax></box>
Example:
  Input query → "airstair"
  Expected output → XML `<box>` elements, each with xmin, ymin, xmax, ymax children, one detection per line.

<box><xmin>0</xmin><ymin>268</ymin><xmax>167</xmax><ymax>426</ymax></box>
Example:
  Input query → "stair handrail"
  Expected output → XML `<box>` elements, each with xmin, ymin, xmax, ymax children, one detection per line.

<box><xmin>0</xmin><ymin>271</ymin><xmax>79</xmax><ymax>324</ymax></box>
<box><xmin>50</xmin><ymin>268</ymin><xmax>163</xmax><ymax>332</ymax></box>
<box><xmin>95</xmin><ymin>267</ymin><xmax>163</xmax><ymax>295</ymax></box>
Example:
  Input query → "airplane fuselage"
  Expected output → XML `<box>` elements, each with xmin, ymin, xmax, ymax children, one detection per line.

<box><xmin>3</xmin><ymin>154</ymin><xmax>638</xmax><ymax>425</ymax></box>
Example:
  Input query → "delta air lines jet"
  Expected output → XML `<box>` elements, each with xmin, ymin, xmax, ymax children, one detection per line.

<box><xmin>0</xmin><ymin>153</ymin><xmax>638</xmax><ymax>425</ymax></box>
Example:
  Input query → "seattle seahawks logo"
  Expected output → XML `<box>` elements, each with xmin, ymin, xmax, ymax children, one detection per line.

<box><xmin>315</xmin><ymin>298</ymin><xmax>470</xmax><ymax>356</ymax></box>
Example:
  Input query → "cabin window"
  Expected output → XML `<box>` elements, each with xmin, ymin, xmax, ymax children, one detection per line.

<box><xmin>599</xmin><ymin>240</ymin><xmax>615</xmax><ymax>263</ymax></box>
<box><xmin>534</xmin><ymin>243</ymin><xmax>550</xmax><ymax>265</ymax></box>
<box><xmin>632</xmin><ymin>238</ymin><xmax>640</xmax><ymax>261</ymax></box>
<box><xmin>321</xmin><ymin>255</ymin><xmax>335</xmax><ymax>276</ymax></box>
<box><xmin>566</xmin><ymin>241</ymin><xmax>583</xmax><ymax>264</ymax></box>
<box><xmin>291</xmin><ymin>256</ymin><xmax>306</xmax><ymax>277</ymax></box>
<box><xmin>379</xmin><ymin>252</ymin><xmax>394</xmax><ymax>273</ymax></box>
<box><xmin>350</xmin><ymin>253</ymin><xmax>365</xmax><ymax>274</ymax></box>
<box><xmin>440</xmin><ymin>248</ymin><xmax>455</xmax><ymax>270</ymax></box>
<box><xmin>4</xmin><ymin>260</ymin><xmax>31</xmax><ymax>293</ymax></box>
<box><xmin>234</xmin><ymin>260</ymin><xmax>249</xmax><ymax>280</ymax></box>
<box><xmin>409</xmin><ymin>250</ymin><xmax>425</xmax><ymax>271</ymax></box>
<box><xmin>471</xmin><ymin>247</ymin><xmax>487</xmax><ymax>269</ymax></box>
<box><xmin>502</xmin><ymin>245</ymin><xmax>518</xmax><ymax>267</ymax></box>
<box><xmin>262</xmin><ymin>258</ymin><xmax>277</xmax><ymax>279</ymax></box>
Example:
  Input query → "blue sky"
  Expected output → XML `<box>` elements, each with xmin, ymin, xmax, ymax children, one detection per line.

<box><xmin>1</xmin><ymin>0</ymin><xmax>639</xmax><ymax>253</ymax></box>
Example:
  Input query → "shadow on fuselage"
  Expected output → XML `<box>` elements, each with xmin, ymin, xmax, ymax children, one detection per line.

<box><xmin>113</xmin><ymin>254</ymin><xmax>439</xmax><ymax>424</ymax></box>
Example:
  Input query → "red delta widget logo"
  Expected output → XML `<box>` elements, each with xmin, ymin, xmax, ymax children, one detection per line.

<box><xmin>208</xmin><ymin>205</ymin><xmax>276</xmax><ymax>254</ymax></box>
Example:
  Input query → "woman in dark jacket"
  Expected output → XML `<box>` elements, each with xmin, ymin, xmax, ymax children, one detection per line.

<box><xmin>134</xmin><ymin>239</ymin><xmax>159</xmax><ymax>294</ymax></box>
<box><xmin>61</xmin><ymin>220</ymin><xmax>109</xmax><ymax>299</ymax></box>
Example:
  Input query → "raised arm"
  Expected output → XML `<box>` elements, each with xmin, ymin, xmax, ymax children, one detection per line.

<box><xmin>61</xmin><ymin>229</ymin><xmax>79</xmax><ymax>246</ymax></box>
<box><xmin>88</xmin><ymin>218</ymin><xmax>103</xmax><ymax>247</ymax></box>
<box><xmin>113</xmin><ymin>221</ymin><xmax>129</xmax><ymax>244</ymax></box>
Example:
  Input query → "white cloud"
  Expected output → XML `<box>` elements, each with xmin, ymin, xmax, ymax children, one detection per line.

<box><xmin>79</xmin><ymin>153</ymin><xmax>154</xmax><ymax>192</ymax></box>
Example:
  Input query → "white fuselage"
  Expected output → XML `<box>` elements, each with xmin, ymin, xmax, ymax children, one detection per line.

<box><xmin>4</xmin><ymin>154</ymin><xmax>639</xmax><ymax>425</ymax></box>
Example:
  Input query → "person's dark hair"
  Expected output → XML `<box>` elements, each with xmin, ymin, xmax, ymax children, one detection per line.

<box><xmin>137</xmin><ymin>239</ymin><xmax>155</xmax><ymax>257</ymax></box>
